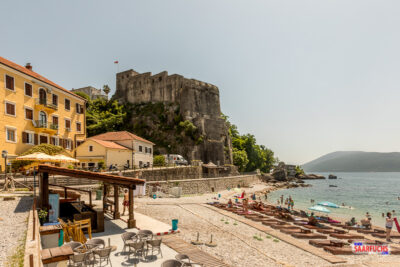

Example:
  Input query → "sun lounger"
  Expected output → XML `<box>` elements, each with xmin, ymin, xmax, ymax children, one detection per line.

<box><xmin>270</xmin><ymin>224</ymin><xmax>299</xmax><ymax>230</ymax></box>
<box><xmin>280</xmin><ymin>228</ymin><xmax>303</xmax><ymax>234</ymax></box>
<box><xmin>316</xmin><ymin>228</ymin><xmax>335</xmax><ymax>234</ymax></box>
<box><xmin>309</xmin><ymin>239</ymin><xmax>346</xmax><ymax>248</ymax></box>
<box><xmin>347</xmin><ymin>239</ymin><xmax>382</xmax><ymax>244</ymax></box>
<box><xmin>291</xmin><ymin>233</ymin><xmax>327</xmax><ymax>239</ymax></box>
<box><xmin>293</xmin><ymin>221</ymin><xmax>308</xmax><ymax>226</ymax></box>
<box><xmin>371</xmin><ymin>233</ymin><xmax>400</xmax><ymax>239</ymax></box>
<box><xmin>342</xmin><ymin>225</ymin><xmax>361</xmax><ymax>230</ymax></box>
<box><xmin>330</xmin><ymin>233</ymin><xmax>364</xmax><ymax>239</ymax></box>
<box><xmin>262</xmin><ymin>221</ymin><xmax>282</xmax><ymax>226</ymax></box>
<box><xmin>303</xmin><ymin>225</ymin><xmax>319</xmax><ymax>230</ymax></box>
<box><xmin>357</xmin><ymin>229</ymin><xmax>375</xmax><ymax>234</ymax></box>
<box><xmin>324</xmin><ymin>246</ymin><xmax>354</xmax><ymax>255</ymax></box>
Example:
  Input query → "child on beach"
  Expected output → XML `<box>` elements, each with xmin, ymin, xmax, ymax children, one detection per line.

<box><xmin>228</xmin><ymin>198</ymin><xmax>233</xmax><ymax>208</ymax></box>
<box><xmin>386</xmin><ymin>212</ymin><xmax>393</xmax><ymax>242</ymax></box>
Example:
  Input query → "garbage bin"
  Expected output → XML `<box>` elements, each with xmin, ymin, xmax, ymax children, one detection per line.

<box><xmin>96</xmin><ymin>190</ymin><xmax>102</xmax><ymax>200</ymax></box>
<box><xmin>172</xmin><ymin>219</ymin><xmax>178</xmax><ymax>231</ymax></box>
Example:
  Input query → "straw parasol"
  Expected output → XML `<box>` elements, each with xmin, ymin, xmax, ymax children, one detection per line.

<box><xmin>15</xmin><ymin>152</ymin><xmax>57</xmax><ymax>162</ymax></box>
<box><xmin>52</xmin><ymin>154</ymin><xmax>79</xmax><ymax>163</ymax></box>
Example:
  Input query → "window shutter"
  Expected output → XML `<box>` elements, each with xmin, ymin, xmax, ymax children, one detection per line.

<box><xmin>34</xmin><ymin>134</ymin><xmax>38</xmax><ymax>145</ymax></box>
<box><xmin>50</xmin><ymin>137</ymin><xmax>54</xmax><ymax>145</ymax></box>
<box><xmin>22</xmin><ymin>132</ymin><xmax>27</xmax><ymax>143</ymax></box>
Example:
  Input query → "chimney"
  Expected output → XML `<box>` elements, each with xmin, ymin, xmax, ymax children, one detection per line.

<box><xmin>25</xmin><ymin>63</ymin><xmax>32</xmax><ymax>71</ymax></box>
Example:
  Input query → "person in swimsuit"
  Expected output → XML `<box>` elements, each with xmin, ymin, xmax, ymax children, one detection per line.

<box><xmin>122</xmin><ymin>189</ymin><xmax>129</xmax><ymax>216</ymax></box>
<box><xmin>386</xmin><ymin>212</ymin><xmax>393</xmax><ymax>242</ymax></box>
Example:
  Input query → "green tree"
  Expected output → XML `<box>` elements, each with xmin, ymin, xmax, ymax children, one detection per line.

<box><xmin>86</xmin><ymin>98</ymin><xmax>127</xmax><ymax>136</ymax></box>
<box><xmin>103</xmin><ymin>85</ymin><xmax>111</xmax><ymax>97</ymax></box>
<box><xmin>295</xmin><ymin>165</ymin><xmax>305</xmax><ymax>176</ymax></box>
<box><xmin>223</xmin><ymin>115</ymin><xmax>276</xmax><ymax>173</ymax></box>
<box><xmin>153</xmin><ymin>155</ymin><xmax>166</xmax><ymax>167</ymax></box>
<box><xmin>232</xmin><ymin>148</ymin><xmax>249</xmax><ymax>172</ymax></box>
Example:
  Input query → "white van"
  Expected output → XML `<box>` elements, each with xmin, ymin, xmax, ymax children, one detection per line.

<box><xmin>164</xmin><ymin>154</ymin><xmax>188</xmax><ymax>166</ymax></box>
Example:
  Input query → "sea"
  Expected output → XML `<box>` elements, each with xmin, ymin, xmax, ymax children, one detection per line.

<box><xmin>268</xmin><ymin>172</ymin><xmax>400</xmax><ymax>227</ymax></box>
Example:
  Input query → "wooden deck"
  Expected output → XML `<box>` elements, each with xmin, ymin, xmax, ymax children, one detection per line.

<box><xmin>203</xmin><ymin>204</ymin><xmax>347</xmax><ymax>264</ymax></box>
<box><xmin>163</xmin><ymin>235</ymin><xmax>231</xmax><ymax>267</ymax></box>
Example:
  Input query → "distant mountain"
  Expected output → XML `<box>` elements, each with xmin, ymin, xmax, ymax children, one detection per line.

<box><xmin>302</xmin><ymin>151</ymin><xmax>400</xmax><ymax>172</ymax></box>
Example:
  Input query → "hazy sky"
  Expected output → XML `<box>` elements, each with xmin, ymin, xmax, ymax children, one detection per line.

<box><xmin>2</xmin><ymin>0</ymin><xmax>400</xmax><ymax>164</ymax></box>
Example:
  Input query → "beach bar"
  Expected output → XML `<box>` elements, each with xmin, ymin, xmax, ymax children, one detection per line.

<box><xmin>37</xmin><ymin>164</ymin><xmax>145</xmax><ymax>229</ymax></box>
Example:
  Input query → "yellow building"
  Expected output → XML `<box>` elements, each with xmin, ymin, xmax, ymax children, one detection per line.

<box><xmin>0</xmin><ymin>56</ymin><xmax>86</xmax><ymax>171</ymax></box>
<box><xmin>76</xmin><ymin>131</ymin><xmax>154</xmax><ymax>170</ymax></box>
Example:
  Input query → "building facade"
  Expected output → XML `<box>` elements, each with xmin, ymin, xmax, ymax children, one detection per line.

<box><xmin>71</xmin><ymin>86</ymin><xmax>107</xmax><ymax>100</ymax></box>
<box><xmin>0</xmin><ymin>56</ymin><xmax>86</xmax><ymax>171</ymax></box>
<box><xmin>75</xmin><ymin>131</ymin><xmax>154</xmax><ymax>169</ymax></box>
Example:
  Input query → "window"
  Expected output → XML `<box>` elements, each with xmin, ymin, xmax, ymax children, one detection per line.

<box><xmin>5</xmin><ymin>102</ymin><xmax>16</xmax><ymax>116</ymax></box>
<box><xmin>65</xmin><ymin>139</ymin><xmax>72</xmax><ymax>150</ymax></box>
<box><xmin>65</xmin><ymin>119</ymin><xmax>71</xmax><ymax>130</ymax></box>
<box><xmin>89</xmin><ymin>145</ymin><xmax>93</xmax><ymax>152</ymax></box>
<box><xmin>139</xmin><ymin>146</ymin><xmax>143</xmax><ymax>152</ymax></box>
<box><xmin>51</xmin><ymin>136</ymin><xmax>59</xmax><ymax>146</ymax></box>
<box><xmin>52</xmin><ymin>116</ymin><xmax>58</xmax><ymax>126</ymax></box>
<box><xmin>65</xmin><ymin>98</ymin><xmax>70</xmax><ymax>111</ymax></box>
<box><xmin>75</xmin><ymin>103</ymin><xmax>84</xmax><ymax>114</ymax></box>
<box><xmin>148</xmin><ymin>148</ymin><xmax>152</xmax><ymax>154</ymax></box>
<box><xmin>76</xmin><ymin>122</ymin><xmax>81</xmax><ymax>132</ymax></box>
<box><xmin>5</xmin><ymin>75</ymin><xmax>14</xmax><ymax>90</ymax></box>
<box><xmin>25</xmin><ymin>83</ymin><xmax>32</xmax><ymax>97</ymax></box>
<box><xmin>76</xmin><ymin>140</ymin><xmax>83</xmax><ymax>147</ymax></box>
<box><xmin>39</xmin><ymin>135</ymin><xmax>48</xmax><ymax>144</ymax></box>
<box><xmin>25</xmin><ymin>107</ymin><xmax>33</xmax><ymax>120</ymax></box>
<box><xmin>145</xmin><ymin>147</ymin><xmax>148</xmax><ymax>153</ymax></box>
<box><xmin>22</xmin><ymin>132</ymin><xmax>34</xmax><ymax>145</ymax></box>
<box><xmin>52</xmin><ymin>94</ymin><xmax>58</xmax><ymax>106</ymax></box>
<box><xmin>6</xmin><ymin>127</ymin><xmax>16</xmax><ymax>143</ymax></box>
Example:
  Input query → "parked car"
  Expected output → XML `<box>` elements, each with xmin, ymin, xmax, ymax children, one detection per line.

<box><xmin>163</xmin><ymin>154</ymin><xmax>188</xmax><ymax>166</ymax></box>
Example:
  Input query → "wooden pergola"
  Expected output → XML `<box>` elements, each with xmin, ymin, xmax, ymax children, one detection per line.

<box><xmin>37</xmin><ymin>164</ymin><xmax>145</xmax><ymax>228</ymax></box>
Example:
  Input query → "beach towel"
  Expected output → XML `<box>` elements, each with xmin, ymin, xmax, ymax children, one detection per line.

<box><xmin>394</xmin><ymin>217</ymin><xmax>400</xmax><ymax>233</ymax></box>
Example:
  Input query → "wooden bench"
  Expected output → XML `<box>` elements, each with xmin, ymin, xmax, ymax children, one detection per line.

<box><xmin>41</xmin><ymin>246</ymin><xmax>73</xmax><ymax>264</ymax></box>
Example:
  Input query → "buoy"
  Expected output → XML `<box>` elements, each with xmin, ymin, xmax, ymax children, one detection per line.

<box><xmin>191</xmin><ymin>232</ymin><xmax>204</xmax><ymax>245</ymax></box>
<box><xmin>205</xmin><ymin>234</ymin><xmax>217</xmax><ymax>247</ymax></box>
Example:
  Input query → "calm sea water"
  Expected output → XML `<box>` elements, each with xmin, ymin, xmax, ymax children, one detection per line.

<box><xmin>268</xmin><ymin>172</ymin><xmax>400</xmax><ymax>227</ymax></box>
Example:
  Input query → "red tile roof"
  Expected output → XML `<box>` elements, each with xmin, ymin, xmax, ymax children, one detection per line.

<box><xmin>89</xmin><ymin>139</ymin><xmax>128</xmax><ymax>150</ymax></box>
<box><xmin>0</xmin><ymin>56</ymin><xmax>85</xmax><ymax>101</ymax></box>
<box><xmin>91</xmin><ymin>131</ymin><xmax>155</xmax><ymax>145</ymax></box>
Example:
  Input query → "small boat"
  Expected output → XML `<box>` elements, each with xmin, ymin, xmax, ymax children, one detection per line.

<box><xmin>328</xmin><ymin>174</ymin><xmax>337</xmax><ymax>179</ymax></box>
<box><xmin>329</xmin><ymin>185</ymin><xmax>337</xmax><ymax>187</ymax></box>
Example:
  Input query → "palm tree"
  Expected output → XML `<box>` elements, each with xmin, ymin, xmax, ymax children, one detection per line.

<box><xmin>103</xmin><ymin>85</ymin><xmax>111</xmax><ymax>98</ymax></box>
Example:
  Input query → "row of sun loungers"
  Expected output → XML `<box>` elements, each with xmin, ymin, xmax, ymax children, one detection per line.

<box><xmin>209</xmin><ymin>202</ymin><xmax>400</xmax><ymax>256</ymax></box>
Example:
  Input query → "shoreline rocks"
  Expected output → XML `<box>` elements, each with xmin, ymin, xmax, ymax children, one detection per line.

<box><xmin>298</xmin><ymin>174</ymin><xmax>325</xmax><ymax>180</ymax></box>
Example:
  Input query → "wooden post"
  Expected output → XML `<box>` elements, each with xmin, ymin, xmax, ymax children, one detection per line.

<box><xmin>113</xmin><ymin>185</ymin><xmax>120</xmax><ymax>219</ymax></box>
<box><xmin>40</xmin><ymin>172</ymin><xmax>49</xmax><ymax>210</ymax></box>
<box><xmin>64</xmin><ymin>187</ymin><xmax>67</xmax><ymax>199</ymax></box>
<box><xmin>127</xmin><ymin>186</ymin><xmax>135</xmax><ymax>228</ymax></box>
<box><xmin>103</xmin><ymin>183</ymin><xmax>107</xmax><ymax>212</ymax></box>
<box><xmin>89</xmin><ymin>190</ymin><xmax>92</xmax><ymax>207</ymax></box>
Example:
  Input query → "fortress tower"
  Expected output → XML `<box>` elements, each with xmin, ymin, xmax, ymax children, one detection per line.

<box><xmin>114</xmin><ymin>69</ymin><xmax>233</xmax><ymax>165</ymax></box>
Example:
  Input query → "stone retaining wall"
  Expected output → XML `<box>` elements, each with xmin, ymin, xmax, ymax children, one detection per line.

<box><xmin>147</xmin><ymin>174</ymin><xmax>260</xmax><ymax>195</ymax></box>
<box><xmin>24</xmin><ymin>209</ymin><xmax>42</xmax><ymax>267</ymax></box>
<box><xmin>121</xmin><ymin>166</ymin><xmax>203</xmax><ymax>181</ymax></box>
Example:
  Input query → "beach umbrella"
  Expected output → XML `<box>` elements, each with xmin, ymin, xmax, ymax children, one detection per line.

<box><xmin>308</xmin><ymin>205</ymin><xmax>331</xmax><ymax>213</ymax></box>
<box><xmin>317</xmin><ymin>201</ymin><xmax>339</xmax><ymax>208</ymax></box>
<box><xmin>15</xmin><ymin>152</ymin><xmax>57</xmax><ymax>162</ymax></box>
<box><xmin>52</xmin><ymin>154</ymin><xmax>79</xmax><ymax>163</ymax></box>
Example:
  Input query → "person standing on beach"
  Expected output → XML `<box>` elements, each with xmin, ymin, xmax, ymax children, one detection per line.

<box><xmin>264</xmin><ymin>192</ymin><xmax>268</xmax><ymax>201</ymax></box>
<box><xmin>122</xmin><ymin>189</ymin><xmax>129</xmax><ymax>216</ymax></box>
<box><xmin>280</xmin><ymin>195</ymin><xmax>284</xmax><ymax>205</ymax></box>
<box><xmin>386</xmin><ymin>212</ymin><xmax>393</xmax><ymax>242</ymax></box>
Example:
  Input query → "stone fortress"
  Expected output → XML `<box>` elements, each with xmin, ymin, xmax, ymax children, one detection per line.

<box><xmin>113</xmin><ymin>69</ymin><xmax>233</xmax><ymax>165</ymax></box>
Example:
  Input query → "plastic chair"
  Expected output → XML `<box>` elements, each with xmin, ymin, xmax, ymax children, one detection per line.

<box><xmin>121</xmin><ymin>232</ymin><xmax>138</xmax><ymax>253</ymax></box>
<box><xmin>146</xmin><ymin>238</ymin><xmax>162</xmax><ymax>258</ymax></box>
<box><xmin>93</xmin><ymin>247</ymin><xmax>112</xmax><ymax>267</ymax></box>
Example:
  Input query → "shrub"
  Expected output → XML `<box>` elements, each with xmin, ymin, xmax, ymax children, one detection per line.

<box><xmin>98</xmin><ymin>160</ymin><xmax>105</xmax><ymax>170</ymax></box>
<box><xmin>153</xmin><ymin>155</ymin><xmax>166</xmax><ymax>167</ymax></box>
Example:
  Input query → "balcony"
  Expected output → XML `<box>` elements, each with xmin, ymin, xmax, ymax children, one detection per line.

<box><xmin>33</xmin><ymin>120</ymin><xmax>58</xmax><ymax>134</ymax></box>
<box><xmin>35</xmin><ymin>98</ymin><xmax>58</xmax><ymax>112</ymax></box>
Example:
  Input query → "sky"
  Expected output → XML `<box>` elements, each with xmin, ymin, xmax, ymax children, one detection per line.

<box><xmin>2</xmin><ymin>0</ymin><xmax>400</xmax><ymax>164</ymax></box>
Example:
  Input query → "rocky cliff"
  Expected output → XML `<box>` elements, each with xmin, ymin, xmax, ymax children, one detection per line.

<box><xmin>113</xmin><ymin>69</ymin><xmax>233</xmax><ymax>165</ymax></box>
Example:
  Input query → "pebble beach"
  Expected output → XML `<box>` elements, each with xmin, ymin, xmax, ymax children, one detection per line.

<box><xmin>0</xmin><ymin>196</ymin><xmax>32</xmax><ymax>267</ymax></box>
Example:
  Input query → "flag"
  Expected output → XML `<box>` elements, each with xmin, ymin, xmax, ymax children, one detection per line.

<box><xmin>114</xmin><ymin>60</ymin><xmax>119</xmax><ymax>64</ymax></box>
